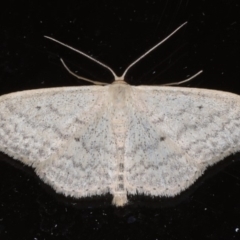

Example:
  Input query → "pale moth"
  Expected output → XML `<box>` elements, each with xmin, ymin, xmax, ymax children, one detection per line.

<box><xmin>1</xmin><ymin>22</ymin><xmax>240</xmax><ymax>206</ymax></box>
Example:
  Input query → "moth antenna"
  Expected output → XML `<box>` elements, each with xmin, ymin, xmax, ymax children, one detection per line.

<box><xmin>44</xmin><ymin>36</ymin><xmax>119</xmax><ymax>81</ymax></box>
<box><xmin>45</xmin><ymin>22</ymin><xmax>193</xmax><ymax>84</ymax></box>
<box><xmin>120</xmin><ymin>22</ymin><xmax>188</xmax><ymax>79</ymax></box>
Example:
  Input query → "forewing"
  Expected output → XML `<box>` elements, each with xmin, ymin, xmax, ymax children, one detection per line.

<box><xmin>125</xmin><ymin>86</ymin><xmax>240</xmax><ymax>196</ymax></box>
<box><xmin>0</xmin><ymin>86</ymin><xmax>117</xmax><ymax>197</ymax></box>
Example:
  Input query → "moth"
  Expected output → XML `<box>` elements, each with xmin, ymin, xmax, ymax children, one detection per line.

<box><xmin>1</xmin><ymin>22</ymin><xmax>239</xmax><ymax>206</ymax></box>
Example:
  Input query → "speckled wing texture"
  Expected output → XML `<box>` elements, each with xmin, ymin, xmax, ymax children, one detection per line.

<box><xmin>1</xmin><ymin>84</ymin><xmax>240</xmax><ymax>207</ymax></box>
<box><xmin>0</xmin><ymin>86</ymin><xmax>118</xmax><ymax>199</ymax></box>
<box><xmin>125</xmin><ymin>86</ymin><xmax>240</xmax><ymax>198</ymax></box>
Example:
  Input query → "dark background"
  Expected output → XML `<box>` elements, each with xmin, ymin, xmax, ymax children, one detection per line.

<box><xmin>1</xmin><ymin>0</ymin><xmax>240</xmax><ymax>239</ymax></box>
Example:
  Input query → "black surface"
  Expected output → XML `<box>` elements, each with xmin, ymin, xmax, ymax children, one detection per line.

<box><xmin>1</xmin><ymin>1</ymin><xmax>240</xmax><ymax>239</ymax></box>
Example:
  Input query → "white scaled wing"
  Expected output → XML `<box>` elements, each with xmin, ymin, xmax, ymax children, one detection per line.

<box><xmin>0</xmin><ymin>86</ymin><xmax>117</xmax><ymax>198</ymax></box>
<box><xmin>2</xmin><ymin>83</ymin><xmax>240</xmax><ymax>205</ymax></box>
<box><xmin>125</xmin><ymin>86</ymin><xmax>240</xmax><ymax>197</ymax></box>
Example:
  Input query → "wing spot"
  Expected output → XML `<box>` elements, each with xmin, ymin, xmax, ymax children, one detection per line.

<box><xmin>160</xmin><ymin>137</ymin><xmax>166</xmax><ymax>141</ymax></box>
